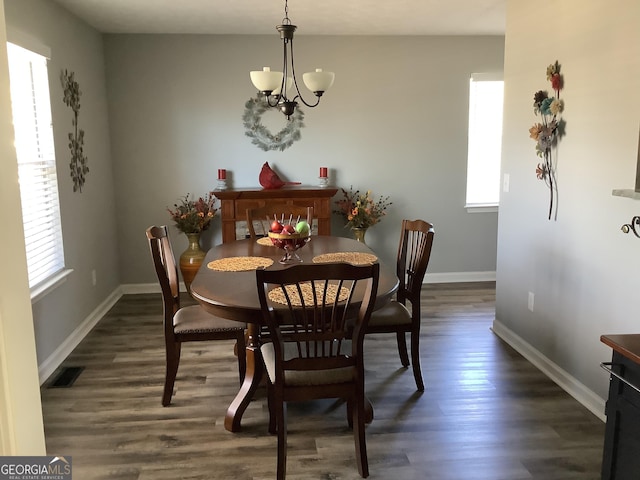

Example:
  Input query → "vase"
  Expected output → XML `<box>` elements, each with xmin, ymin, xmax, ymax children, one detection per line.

<box><xmin>179</xmin><ymin>232</ymin><xmax>206</xmax><ymax>296</ymax></box>
<box><xmin>352</xmin><ymin>227</ymin><xmax>368</xmax><ymax>244</ymax></box>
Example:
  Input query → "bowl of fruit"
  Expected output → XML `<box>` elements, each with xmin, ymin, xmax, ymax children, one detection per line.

<box><xmin>268</xmin><ymin>216</ymin><xmax>311</xmax><ymax>264</ymax></box>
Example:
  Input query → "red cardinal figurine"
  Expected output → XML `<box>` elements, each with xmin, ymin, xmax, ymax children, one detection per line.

<box><xmin>259</xmin><ymin>162</ymin><xmax>301</xmax><ymax>189</ymax></box>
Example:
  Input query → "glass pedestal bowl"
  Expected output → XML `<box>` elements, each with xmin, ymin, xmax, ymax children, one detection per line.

<box><xmin>268</xmin><ymin>231</ymin><xmax>311</xmax><ymax>264</ymax></box>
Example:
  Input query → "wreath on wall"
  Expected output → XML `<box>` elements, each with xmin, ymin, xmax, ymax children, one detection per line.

<box><xmin>242</xmin><ymin>95</ymin><xmax>304</xmax><ymax>152</ymax></box>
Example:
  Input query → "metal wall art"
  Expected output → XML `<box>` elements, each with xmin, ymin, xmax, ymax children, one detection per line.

<box><xmin>529</xmin><ymin>61</ymin><xmax>566</xmax><ymax>220</ymax></box>
<box><xmin>61</xmin><ymin>69</ymin><xmax>89</xmax><ymax>192</ymax></box>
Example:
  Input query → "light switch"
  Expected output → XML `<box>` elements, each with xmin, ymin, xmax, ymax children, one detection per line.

<box><xmin>503</xmin><ymin>173</ymin><xmax>510</xmax><ymax>193</ymax></box>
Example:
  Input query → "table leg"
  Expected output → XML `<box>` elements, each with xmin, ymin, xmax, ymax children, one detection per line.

<box><xmin>224</xmin><ymin>324</ymin><xmax>263</xmax><ymax>432</ymax></box>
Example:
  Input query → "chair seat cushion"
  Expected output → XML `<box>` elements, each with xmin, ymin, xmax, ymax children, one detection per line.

<box><xmin>174</xmin><ymin>305</ymin><xmax>245</xmax><ymax>334</ymax></box>
<box><xmin>368</xmin><ymin>300</ymin><xmax>411</xmax><ymax>326</ymax></box>
<box><xmin>261</xmin><ymin>341</ymin><xmax>354</xmax><ymax>386</ymax></box>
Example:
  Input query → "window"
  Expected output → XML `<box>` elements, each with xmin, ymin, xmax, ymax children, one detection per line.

<box><xmin>465</xmin><ymin>73</ymin><xmax>504</xmax><ymax>210</ymax></box>
<box><xmin>7</xmin><ymin>42</ymin><xmax>66</xmax><ymax>294</ymax></box>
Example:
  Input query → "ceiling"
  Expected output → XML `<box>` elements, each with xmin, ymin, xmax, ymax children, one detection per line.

<box><xmin>50</xmin><ymin>0</ymin><xmax>506</xmax><ymax>36</ymax></box>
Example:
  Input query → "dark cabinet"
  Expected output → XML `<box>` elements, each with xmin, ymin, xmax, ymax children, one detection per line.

<box><xmin>600</xmin><ymin>335</ymin><xmax>640</xmax><ymax>479</ymax></box>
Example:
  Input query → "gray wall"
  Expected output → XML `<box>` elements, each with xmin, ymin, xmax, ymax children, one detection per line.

<box><xmin>496</xmin><ymin>0</ymin><xmax>640</xmax><ymax>402</ymax></box>
<box><xmin>103</xmin><ymin>34</ymin><xmax>504</xmax><ymax>284</ymax></box>
<box><xmin>4</xmin><ymin>0</ymin><xmax>119</xmax><ymax>367</ymax></box>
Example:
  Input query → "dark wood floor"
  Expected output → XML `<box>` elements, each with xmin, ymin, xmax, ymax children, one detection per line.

<box><xmin>40</xmin><ymin>282</ymin><xmax>605</xmax><ymax>479</ymax></box>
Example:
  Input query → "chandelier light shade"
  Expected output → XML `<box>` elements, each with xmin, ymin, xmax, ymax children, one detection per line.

<box><xmin>302</xmin><ymin>69</ymin><xmax>335</xmax><ymax>93</ymax></box>
<box><xmin>250</xmin><ymin>0</ymin><xmax>335</xmax><ymax>119</ymax></box>
<box><xmin>250</xmin><ymin>67</ymin><xmax>282</xmax><ymax>93</ymax></box>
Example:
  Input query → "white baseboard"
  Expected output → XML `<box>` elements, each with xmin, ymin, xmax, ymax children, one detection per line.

<box><xmin>491</xmin><ymin>318</ymin><xmax>606</xmax><ymax>422</ymax></box>
<box><xmin>38</xmin><ymin>286</ymin><xmax>123</xmax><ymax>385</ymax></box>
<box><xmin>424</xmin><ymin>271</ymin><xmax>496</xmax><ymax>283</ymax></box>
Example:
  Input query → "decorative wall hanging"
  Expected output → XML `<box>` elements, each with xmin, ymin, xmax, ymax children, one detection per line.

<box><xmin>242</xmin><ymin>95</ymin><xmax>304</xmax><ymax>152</ymax></box>
<box><xmin>61</xmin><ymin>69</ymin><xmax>89</xmax><ymax>192</ymax></box>
<box><xmin>529</xmin><ymin>61</ymin><xmax>566</xmax><ymax>220</ymax></box>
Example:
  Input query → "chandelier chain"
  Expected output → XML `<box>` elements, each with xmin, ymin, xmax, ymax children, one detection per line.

<box><xmin>282</xmin><ymin>0</ymin><xmax>291</xmax><ymax>26</ymax></box>
<box><xmin>249</xmin><ymin>0</ymin><xmax>333</xmax><ymax>118</ymax></box>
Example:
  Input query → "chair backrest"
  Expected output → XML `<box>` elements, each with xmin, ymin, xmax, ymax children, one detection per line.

<box><xmin>396</xmin><ymin>219</ymin><xmax>435</xmax><ymax>304</ymax></box>
<box><xmin>146</xmin><ymin>225</ymin><xmax>180</xmax><ymax>320</ymax></box>
<box><xmin>256</xmin><ymin>262</ymin><xmax>379</xmax><ymax>379</ymax></box>
<box><xmin>246</xmin><ymin>204</ymin><xmax>314</xmax><ymax>238</ymax></box>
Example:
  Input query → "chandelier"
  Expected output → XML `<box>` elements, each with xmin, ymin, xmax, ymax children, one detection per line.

<box><xmin>249</xmin><ymin>0</ymin><xmax>335</xmax><ymax>119</ymax></box>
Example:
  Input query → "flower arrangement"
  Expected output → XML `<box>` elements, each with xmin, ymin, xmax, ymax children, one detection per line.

<box><xmin>167</xmin><ymin>192</ymin><xmax>218</xmax><ymax>234</ymax></box>
<box><xmin>529</xmin><ymin>60</ymin><xmax>566</xmax><ymax>220</ymax></box>
<box><xmin>334</xmin><ymin>186</ymin><xmax>392</xmax><ymax>229</ymax></box>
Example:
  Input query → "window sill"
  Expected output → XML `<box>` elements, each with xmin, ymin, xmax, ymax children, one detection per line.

<box><xmin>465</xmin><ymin>204</ymin><xmax>499</xmax><ymax>213</ymax></box>
<box><xmin>31</xmin><ymin>268</ymin><xmax>73</xmax><ymax>304</ymax></box>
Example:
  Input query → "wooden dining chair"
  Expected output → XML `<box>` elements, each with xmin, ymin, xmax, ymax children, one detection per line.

<box><xmin>256</xmin><ymin>262</ymin><xmax>380</xmax><ymax>479</ymax></box>
<box><xmin>146</xmin><ymin>225</ymin><xmax>247</xmax><ymax>406</ymax></box>
<box><xmin>246</xmin><ymin>204</ymin><xmax>314</xmax><ymax>238</ymax></box>
<box><xmin>365</xmin><ymin>219</ymin><xmax>434</xmax><ymax>391</ymax></box>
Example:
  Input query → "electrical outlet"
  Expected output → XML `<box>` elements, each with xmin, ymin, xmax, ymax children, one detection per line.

<box><xmin>92</xmin><ymin>269</ymin><xmax>97</xmax><ymax>286</ymax></box>
<box><xmin>503</xmin><ymin>173</ymin><xmax>510</xmax><ymax>193</ymax></box>
<box><xmin>528</xmin><ymin>292</ymin><xmax>534</xmax><ymax>312</ymax></box>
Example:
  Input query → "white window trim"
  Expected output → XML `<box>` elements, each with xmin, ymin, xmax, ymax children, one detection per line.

<box><xmin>31</xmin><ymin>268</ymin><xmax>73</xmax><ymax>304</ymax></box>
<box><xmin>6</xmin><ymin>27</ymin><xmax>50</xmax><ymax>59</ymax></box>
<box><xmin>465</xmin><ymin>204</ymin><xmax>499</xmax><ymax>213</ymax></box>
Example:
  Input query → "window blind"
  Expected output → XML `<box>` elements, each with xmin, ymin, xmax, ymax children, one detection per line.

<box><xmin>7</xmin><ymin>42</ymin><xmax>65</xmax><ymax>289</ymax></box>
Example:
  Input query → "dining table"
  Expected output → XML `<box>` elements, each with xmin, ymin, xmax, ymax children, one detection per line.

<box><xmin>190</xmin><ymin>235</ymin><xmax>399</xmax><ymax>432</ymax></box>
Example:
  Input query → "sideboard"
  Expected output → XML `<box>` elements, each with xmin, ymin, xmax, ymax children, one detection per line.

<box><xmin>600</xmin><ymin>334</ymin><xmax>640</xmax><ymax>479</ymax></box>
<box><xmin>213</xmin><ymin>187</ymin><xmax>338</xmax><ymax>243</ymax></box>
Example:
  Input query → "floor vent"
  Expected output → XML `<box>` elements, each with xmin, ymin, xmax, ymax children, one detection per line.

<box><xmin>49</xmin><ymin>366</ymin><xmax>84</xmax><ymax>388</ymax></box>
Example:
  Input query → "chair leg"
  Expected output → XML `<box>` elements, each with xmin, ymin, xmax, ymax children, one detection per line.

<box><xmin>163</xmin><ymin>342</ymin><xmax>181</xmax><ymax>406</ymax></box>
<box><xmin>267</xmin><ymin>382</ymin><xmax>276</xmax><ymax>434</ymax></box>
<box><xmin>276</xmin><ymin>397</ymin><xmax>287</xmax><ymax>480</ymax></box>
<box><xmin>236</xmin><ymin>334</ymin><xmax>247</xmax><ymax>386</ymax></box>
<box><xmin>346</xmin><ymin>399</ymin><xmax>354</xmax><ymax>428</ymax></box>
<box><xmin>396</xmin><ymin>331</ymin><xmax>410</xmax><ymax>367</ymax></box>
<box><xmin>410</xmin><ymin>328</ymin><xmax>424</xmax><ymax>392</ymax></box>
<box><xmin>353</xmin><ymin>393</ymin><xmax>369</xmax><ymax>478</ymax></box>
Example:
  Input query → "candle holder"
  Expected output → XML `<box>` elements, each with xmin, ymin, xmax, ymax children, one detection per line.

<box><xmin>318</xmin><ymin>167</ymin><xmax>329</xmax><ymax>187</ymax></box>
<box><xmin>216</xmin><ymin>169</ymin><xmax>228</xmax><ymax>190</ymax></box>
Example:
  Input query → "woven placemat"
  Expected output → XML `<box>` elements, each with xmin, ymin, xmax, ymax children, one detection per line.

<box><xmin>256</xmin><ymin>237</ymin><xmax>274</xmax><ymax>246</ymax></box>
<box><xmin>312</xmin><ymin>252</ymin><xmax>378</xmax><ymax>265</ymax></box>
<box><xmin>268</xmin><ymin>282</ymin><xmax>350</xmax><ymax>307</ymax></box>
<box><xmin>207</xmin><ymin>256</ymin><xmax>274</xmax><ymax>272</ymax></box>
